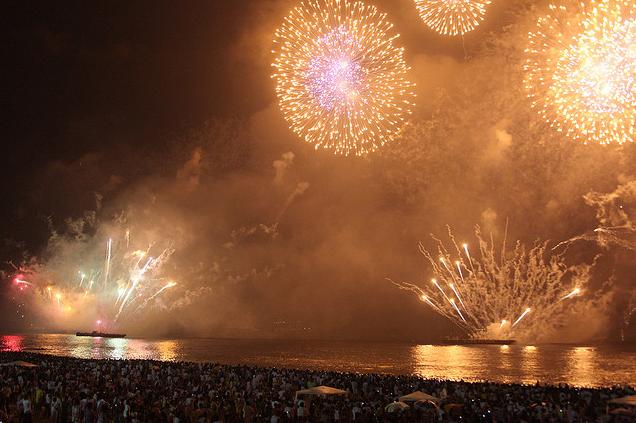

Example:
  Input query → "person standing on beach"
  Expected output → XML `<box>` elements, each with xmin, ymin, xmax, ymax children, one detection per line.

<box><xmin>71</xmin><ymin>398</ymin><xmax>80</xmax><ymax>423</ymax></box>
<box><xmin>96</xmin><ymin>395</ymin><xmax>109</xmax><ymax>423</ymax></box>
<box><xmin>296</xmin><ymin>400</ymin><xmax>306</xmax><ymax>422</ymax></box>
<box><xmin>20</xmin><ymin>393</ymin><xmax>32</xmax><ymax>423</ymax></box>
<box><xmin>50</xmin><ymin>395</ymin><xmax>62</xmax><ymax>422</ymax></box>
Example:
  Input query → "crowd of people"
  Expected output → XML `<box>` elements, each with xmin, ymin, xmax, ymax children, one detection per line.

<box><xmin>0</xmin><ymin>351</ymin><xmax>634</xmax><ymax>422</ymax></box>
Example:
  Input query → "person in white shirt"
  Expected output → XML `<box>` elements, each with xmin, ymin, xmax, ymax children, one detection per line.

<box><xmin>21</xmin><ymin>396</ymin><xmax>33</xmax><ymax>423</ymax></box>
<box><xmin>297</xmin><ymin>400</ymin><xmax>305</xmax><ymax>420</ymax></box>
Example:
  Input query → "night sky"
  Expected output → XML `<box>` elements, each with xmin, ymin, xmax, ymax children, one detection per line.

<box><xmin>3</xmin><ymin>2</ymin><xmax>267</xmax><ymax>242</ymax></box>
<box><xmin>2</xmin><ymin>0</ymin><xmax>635</xmax><ymax>341</ymax></box>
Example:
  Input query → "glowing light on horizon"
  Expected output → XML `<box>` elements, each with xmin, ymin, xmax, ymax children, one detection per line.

<box><xmin>271</xmin><ymin>0</ymin><xmax>416</xmax><ymax>156</ymax></box>
<box><xmin>414</xmin><ymin>0</ymin><xmax>492</xmax><ymax>36</ymax></box>
<box><xmin>524</xmin><ymin>0</ymin><xmax>636</xmax><ymax>145</ymax></box>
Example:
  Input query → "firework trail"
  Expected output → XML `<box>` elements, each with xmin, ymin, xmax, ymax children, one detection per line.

<box><xmin>552</xmin><ymin>227</ymin><xmax>636</xmax><ymax>252</ymax></box>
<box><xmin>413</xmin><ymin>0</ymin><xmax>492</xmax><ymax>36</ymax></box>
<box><xmin>271</xmin><ymin>0</ymin><xmax>416</xmax><ymax>156</ymax></box>
<box><xmin>17</xmin><ymin>220</ymin><xmax>177</xmax><ymax>329</ymax></box>
<box><xmin>390</xmin><ymin>226</ymin><xmax>597</xmax><ymax>340</ymax></box>
<box><xmin>524</xmin><ymin>0</ymin><xmax>636</xmax><ymax>145</ymax></box>
<box><xmin>276</xmin><ymin>182</ymin><xmax>310</xmax><ymax>222</ymax></box>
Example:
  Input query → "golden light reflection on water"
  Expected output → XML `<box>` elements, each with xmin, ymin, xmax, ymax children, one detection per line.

<box><xmin>566</xmin><ymin>347</ymin><xmax>598</xmax><ymax>387</ymax></box>
<box><xmin>108</xmin><ymin>338</ymin><xmax>128</xmax><ymax>359</ymax></box>
<box><xmin>520</xmin><ymin>345</ymin><xmax>539</xmax><ymax>384</ymax></box>
<box><xmin>3</xmin><ymin>335</ymin><xmax>636</xmax><ymax>387</ymax></box>
<box><xmin>497</xmin><ymin>344</ymin><xmax>514</xmax><ymax>384</ymax></box>
<box><xmin>157</xmin><ymin>340</ymin><xmax>177</xmax><ymax>361</ymax></box>
<box><xmin>412</xmin><ymin>344</ymin><xmax>482</xmax><ymax>381</ymax></box>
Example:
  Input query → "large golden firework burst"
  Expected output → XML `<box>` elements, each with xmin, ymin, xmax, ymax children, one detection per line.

<box><xmin>524</xmin><ymin>0</ymin><xmax>636</xmax><ymax>145</ymax></box>
<box><xmin>414</xmin><ymin>0</ymin><xmax>492</xmax><ymax>36</ymax></box>
<box><xmin>271</xmin><ymin>0</ymin><xmax>416</xmax><ymax>156</ymax></box>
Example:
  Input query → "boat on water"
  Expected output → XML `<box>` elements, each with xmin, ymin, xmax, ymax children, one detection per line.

<box><xmin>438</xmin><ymin>339</ymin><xmax>516</xmax><ymax>345</ymax></box>
<box><xmin>76</xmin><ymin>331</ymin><xmax>126</xmax><ymax>339</ymax></box>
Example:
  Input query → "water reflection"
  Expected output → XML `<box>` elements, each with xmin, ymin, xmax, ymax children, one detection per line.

<box><xmin>2</xmin><ymin>335</ymin><xmax>636</xmax><ymax>387</ymax></box>
<box><xmin>109</xmin><ymin>338</ymin><xmax>128</xmax><ymax>359</ymax></box>
<box><xmin>497</xmin><ymin>345</ymin><xmax>514</xmax><ymax>384</ymax></box>
<box><xmin>157</xmin><ymin>340</ymin><xmax>177</xmax><ymax>361</ymax></box>
<box><xmin>0</xmin><ymin>335</ymin><xmax>24</xmax><ymax>352</ymax></box>
<box><xmin>566</xmin><ymin>347</ymin><xmax>598</xmax><ymax>387</ymax></box>
<box><xmin>520</xmin><ymin>345</ymin><xmax>539</xmax><ymax>384</ymax></box>
<box><xmin>412</xmin><ymin>344</ymin><xmax>489</xmax><ymax>381</ymax></box>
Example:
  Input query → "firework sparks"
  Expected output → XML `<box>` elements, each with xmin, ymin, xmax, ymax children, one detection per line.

<box><xmin>560</xmin><ymin>287</ymin><xmax>582</xmax><ymax>301</ymax></box>
<box><xmin>271</xmin><ymin>0</ymin><xmax>416</xmax><ymax>156</ymax></box>
<box><xmin>137</xmin><ymin>281</ymin><xmax>178</xmax><ymax>311</ymax></box>
<box><xmin>103</xmin><ymin>238</ymin><xmax>113</xmax><ymax>288</ymax></box>
<box><xmin>390</xmin><ymin>227</ymin><xmax>597</xmax><ymax>340</ymax></box>
<box><xmin>524</xmin><ymin>0</ymin><xmax>636</xmax><ymax>145</ymax></box>
<box><xmin>414</xmin><ymin>0</ymin><xmax>492</xmax><ymax>36</ymax></box>
<box><xmin>20</xmin><ymin>221</ymin><xmax>177</xmax><ymax>328</ymax></box>
<box><xmin>512</xmin><ymin>308</ymin><xmax>531</xmax><ymax>328</ymax></box>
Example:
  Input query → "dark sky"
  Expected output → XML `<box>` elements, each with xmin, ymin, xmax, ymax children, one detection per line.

<box><xmin>3</xmin><ymin>1</ymin><xmax>273</xmax><ymax>251</ymax></box>
<box><xmin>4</xmin><ymin>1</ymin><xmax>264</xmax><ymax>156</ymax></box>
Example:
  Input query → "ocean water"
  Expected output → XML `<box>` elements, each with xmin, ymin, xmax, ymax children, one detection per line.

<box><xmin>2</xmin><ymin>334</ymin><xmax>635</xmax><ymax>388</ymax></box>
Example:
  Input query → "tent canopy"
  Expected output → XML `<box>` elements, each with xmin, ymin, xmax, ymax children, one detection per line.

<box><xmin>609</xmin><ymin>395</ymin><xmax>636</xmax><ymax>407</ymax></box>
<box><xmin>400</xmin><ymin>391</ymin><xmax>440</xmax><ymax>403</ymax></box>
<box><xmin>0</xmin><ymin>361</ymin><xmax>38</xmax><ymax>368</ymax></box>
<box><xmin>295</xmin><ymin>386</ymin><xmax>348</xmax><ymax>397</ymax></box>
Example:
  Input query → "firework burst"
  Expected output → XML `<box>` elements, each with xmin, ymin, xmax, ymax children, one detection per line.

<box><xmin>16</xmin><ymin>220</ymin><xmax>177</xmax><ymax>330</ymax></box>
<box><xmin>271</xmin><ymin>0</ymin><xmax>416</xmax><ymax>156</ymax></box>
<box><xmin>524</xmin><ymin>0</ymin><xmax>636</xmax><ymax>145</ymax></box>
<box><xmin>390</xmin><ymin>227</ymin><xmax>599</xmax><ymax>341</ymax></box>
<box><xmin>414</xmin><ymin>0</ymin><xmax>492</xmax><ymax>36</ymax></box>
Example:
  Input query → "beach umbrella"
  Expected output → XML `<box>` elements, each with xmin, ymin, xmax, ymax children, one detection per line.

<box><xmin>295</xmin><ymin>386</ymin><xmax>347</xmax><ymax>400</ymax></box>
<box><xmin>385</xmin><ymin>401</ymin><xmax>410</xmax><ymax>413</ymax></box>
<box><xmin>399</xmin><ymin>391</ymin><xmax>440</xmax><ymax>403</ymax></box>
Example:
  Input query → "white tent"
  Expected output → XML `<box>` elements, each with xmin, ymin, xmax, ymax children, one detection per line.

<box><xmin>295</xmin><ymin>385</ymin><xmax>347</xmax><ymax>399</ymax></box>
<box><xmin>399</xmin><ymin>391</ymin><xmax>440</xmax><ymax>403</ymax></box>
